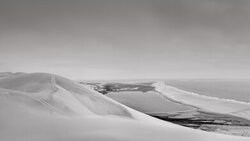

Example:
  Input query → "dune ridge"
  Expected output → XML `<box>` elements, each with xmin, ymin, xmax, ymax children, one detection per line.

<box><xmin>0</xmin><ymin>73</ymin><xmax>249</xmax><ymax>141</ymax></box>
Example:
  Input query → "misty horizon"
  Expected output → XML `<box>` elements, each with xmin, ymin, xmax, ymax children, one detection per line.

<box><xmin>1</xmin><ymin>0</ymin><xmax>250</xmax><ymax>79</ymax></box>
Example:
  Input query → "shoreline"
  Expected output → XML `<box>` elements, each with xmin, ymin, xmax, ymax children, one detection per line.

<box><xmin>149</xmin><ymin>110</ymin><xmax>250</xmax><ymax>137</ymax></box>
<box><xmin>153</xmin><ymin>82</ymin><xmax>250</xmax><ymax>120</ymax></box>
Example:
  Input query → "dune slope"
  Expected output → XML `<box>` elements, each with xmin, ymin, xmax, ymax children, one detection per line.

<box><xmin>0</xmin><ymin>73</ymin><xmax>249</xmax><ymax>141</ymax></box>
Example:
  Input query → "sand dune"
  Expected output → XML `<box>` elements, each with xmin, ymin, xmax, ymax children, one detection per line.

<box><xmin>0</xmin><ymin>73</ymin><xmax>249</xmax><ymax>141</ymax></box>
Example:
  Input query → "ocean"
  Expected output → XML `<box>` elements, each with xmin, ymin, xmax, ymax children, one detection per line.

<box><xmin>165</xmin><ymin>79</ymin><xmax>250</xmax><ymax>103</ymax></box>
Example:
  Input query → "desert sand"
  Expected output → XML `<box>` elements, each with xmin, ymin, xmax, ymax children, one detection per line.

<box><xmin>0</xmin><ymin>73</ymin><xmax>249</xmax><ymax>141</ymax></box>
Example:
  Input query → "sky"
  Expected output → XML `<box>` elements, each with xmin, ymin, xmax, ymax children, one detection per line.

<box><xmin>0</xmin><ymin>0</ymin><xmax>250</xmax><ymax>80</ymax></box>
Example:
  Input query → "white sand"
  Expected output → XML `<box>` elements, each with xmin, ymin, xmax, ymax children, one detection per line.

<box><xmin>0</xmin><ymin>73</ymin><xmax>249</xmax><ymax>141</ymax></box>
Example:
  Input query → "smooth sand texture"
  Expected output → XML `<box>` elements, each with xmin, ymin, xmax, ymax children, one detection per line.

<box><xmin>0</xmin><ymin>73</ymin><xmax>249</xmax><ymax>141</ymax></box>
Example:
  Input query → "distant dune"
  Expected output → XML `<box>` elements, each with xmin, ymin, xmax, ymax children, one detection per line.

<box><xmin>154</xmin><ymin>82</ymin><xmax>250</xmax><ymax>121</ymax></box>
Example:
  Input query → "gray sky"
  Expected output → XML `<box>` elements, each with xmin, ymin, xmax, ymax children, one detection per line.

<box><xmin>0</xmin><ymin>0</ymin><xmax>250</xmax><ymax>80</ymax></box>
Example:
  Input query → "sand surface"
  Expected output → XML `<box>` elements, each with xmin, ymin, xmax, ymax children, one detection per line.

<box><xmin>0</xmin><ymin>73</ymin><xmax>249</xmax><ymax>141</ymax></box>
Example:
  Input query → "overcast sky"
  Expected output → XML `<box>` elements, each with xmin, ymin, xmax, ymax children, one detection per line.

<box><xmin>0</xmin><ymin>0</ymin><xmax>250</xmax><ymax>80</ymax></box>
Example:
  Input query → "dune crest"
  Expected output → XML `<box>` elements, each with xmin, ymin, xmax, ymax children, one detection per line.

<box><xmin>0</xmin><ymin>73</ymin><xmax>249</xmax><ymax>141</ymax></box>
<box><xmin>0</xmin><ymin>73</ymin><xmax>132</xmax><ymax>117</ymax></box>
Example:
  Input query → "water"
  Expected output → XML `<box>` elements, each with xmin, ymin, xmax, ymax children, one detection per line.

<box><xmin>165</xmin><ymin>79</ymin><xmax>250</xmax><ymax>103</ymax></box>
<box><xmin>107</xmin><ymin>91</ymin><xmax>194</xmax><ymax>113</ymax></box>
